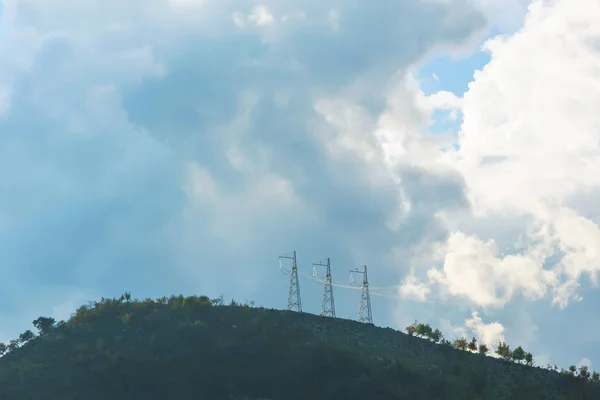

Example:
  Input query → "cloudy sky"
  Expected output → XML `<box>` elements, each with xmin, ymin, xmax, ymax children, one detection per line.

<box><xmin>1</xmin><ymin>0</ymin><xmax>600</xmax><ymax>369</ymax></box>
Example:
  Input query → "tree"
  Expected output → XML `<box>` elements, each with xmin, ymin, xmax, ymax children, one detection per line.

<box><xmin>18</xmin><ymin>330</ymin><xmax>35</xmax><ymax>344</ymax></box>
<box><xmin>478</xmin><ymin>343</ymin><xmax>489</xmax><ymax>356</ymax></box>
<box><xmin>32</xmin><ymin>316</ymin><xmax>56</xmax><ymax>336</ymax></box>
<box><xmin>568</xmin><ymin>365</ymin><xmax>577</xmax><ymax>375</ymax></box>
<box><xmin>124</xmin><ymin>291</ymin><xmax>132</xmax><ymax>303</ymax></box>
<box><xmin>592</xmin><ymin>371</ymin><xmax>600</xmax><ymax>382</ymax></box>
<box><xmin>524</xmin><ymin>352</ymin><xmax>534</xmax><ymax>366</ymax></box>
<box><xmin>415</xmin><ymin>323</ymin><xmax>432</xmax><ymax>339</ymax></box>
<box><xmin>452</xmin><ymin>337</ymin><xmax>468</xmax><ymax>351</ymax></box>
<box><xmin>467</xmin><ymin>337</ymin><xmax>477</xmax><ymax>352</ymax></box>
<box><xmin>405</xmin><ymin>321</ymin><xmax>418</xmax><ymax>336</ymax></box>
<box><xmin>578</xmin><ymin>365</ymin><xmax>591</xmax><ymax>380</ymax></box>
<box><xmin>496</xmin><ymin>342</ymin><xmax>511</xmax><ymax>361</ymax></box>
<box><xmin>512</xmin><ymin>346</ymin><xmax>525</xmax><ymax>364</ymax></box>
<box><xmin>0</xmin><ymin>342</ymin><xmax>6</xmax><ymax>356</ymax></box>
<box><xmin>7</xmin><ymin>339</ymin><xmax>19</xmax><ymax>352</ymax></box>
<box><xmin>430</xmin><ymin>328</ymin><xmax>443</xmax><ymax>343</ymax></box>
<box><xmin>211</xmin><ymin>295</ymin><xmax>224</xmax><ymax>306</ymax></box>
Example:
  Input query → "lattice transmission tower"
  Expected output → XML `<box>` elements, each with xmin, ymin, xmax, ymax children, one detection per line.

<box><xmin>313</xmin><ymin>258</ymin><xmax>336</xmax><ymax>318</ymax></box>
<box><xmin>279</xmin><ymin>251</ymin><xmax>302</xmax><ymax>312</ymax></box>
<box><xmin>350</xmin><ymin>265</ymin><xmax>373</xmax><ymax>324</ymax></box>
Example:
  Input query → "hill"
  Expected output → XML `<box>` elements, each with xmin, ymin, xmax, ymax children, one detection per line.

<box><xmin>0</xmin><ymin>294</ymin><xmax>598</xmax><ymax>400</ymax></box>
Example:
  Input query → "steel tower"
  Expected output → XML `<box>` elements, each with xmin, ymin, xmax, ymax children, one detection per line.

<box><xmin>314</xmin><ymin>258</ymin><xmax>336</xmax><ymax>318</ymax></box>
<box><xmin>350</xmin><ymin>265</ymin><xmax>373</xmax><ymax>324</ymax></box>
<box><xmin>280</xmin><ymin>251</ymin><xmax>302</xmax><ymax>312</ymax></box>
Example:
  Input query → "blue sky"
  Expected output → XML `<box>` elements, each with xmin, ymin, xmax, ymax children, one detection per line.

<box><xmin>1</xmin><ymin>0</ymin><xmax>600</xmax><ymax>371</ymax></box>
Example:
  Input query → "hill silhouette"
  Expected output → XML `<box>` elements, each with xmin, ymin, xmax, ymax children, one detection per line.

<box><xmin>0</xmin><ymin>293</ymin><xmax>598</xmax><ymax>400</ymax></box>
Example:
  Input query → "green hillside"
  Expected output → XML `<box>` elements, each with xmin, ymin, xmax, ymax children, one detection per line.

<box><xmin>0</xmin><ymin>293</ymin><xmax>598</xmax><ymax>400</ymax></box>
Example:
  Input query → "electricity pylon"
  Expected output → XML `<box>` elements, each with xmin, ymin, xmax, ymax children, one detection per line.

<box><xmin>350</xmin><ymin>265</ymin><xmax>373</xmax><ymax>324</ymax></box>
<box><xmin>313</xmin><ymin>258</ymin><xmax>335</xmax><ymax>318</ymax></box>
<box><xmin>280</xmin><ymin>251</ymin><xmax>302</xmax><ymax>312</ymax></box>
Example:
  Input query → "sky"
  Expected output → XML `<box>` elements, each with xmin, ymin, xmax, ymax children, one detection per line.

<box><xmin>1</xmin><ymin>0</ymin><xmax>600</xmax><ymax>370</ymax></box>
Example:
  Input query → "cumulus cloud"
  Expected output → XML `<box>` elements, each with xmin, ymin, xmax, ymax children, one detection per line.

<box><xmin>233</xmin><ymin>5</ymin><xmax>275</xmax><ymax>28</ymax></box>
<box><xmin>464</xmin><ymin>311</ymin><xmax>505</xmax><ymax>348</ymax></box>
<box><xmin>398</xmin><ymin>271</ymin><xmax>431</xmax><ymax>302</ymax></box>
<box><xmin>440</xmin><ymin>311</ymin><xmax>505</xmax><ymax>351</ymax></box>
<box><xmin>577</xmin><ymin>357</ymin><xmax>593</xmax><ymax>369</ymax></box>
<box><xmin>427</xmin><ymin>231</ymin><xmax>552</xmax><ymax>307</ymax></box>
<box><xmin>420</xmin><ymin>0</ymin><xmax>600</xmax><ymax>309</ymax></box>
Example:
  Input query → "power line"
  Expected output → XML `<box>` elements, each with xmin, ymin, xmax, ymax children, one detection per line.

<box><xmin>313</xmin><ymin>258</ymin><xmax>336</xmax><ymax>318</ymax></box>
<box><xmin>279</xmin><ymin>251</ymin><xmax>302</xmax><ymax>312</ymax></box>
<box><xmin>349</xmin><ymin>265</ymin><xmax>373</xmax><ymax>324</ymax></box>
<box><xmin>278</xmin><ymin>252</ymin><xmax>417</xmax><ymax>323</ymax></box>
<box><xmin>279</xmin><ymin>258</ymin><xmax>410</xmax><ymax>301</ymax></box>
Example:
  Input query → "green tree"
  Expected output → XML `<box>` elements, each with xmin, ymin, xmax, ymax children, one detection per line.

<box><xmin>210</xmin><ymin>295</ymin><xmax>224</xmax><ymax>306</ymax></box>
<box><xmin>415</xmin><ymin>323</ymin><xmax>432</xmax><ymax>339</ymax></box>
<box><xmin>568</xmin><ymin>365</ymin><xmax>577</xmax><ymax>375</ymax></box>
<box><xmin>496</xmin><ymin>342</ymin><xmax>511</xmax><ymax>361</ymax></box>
<box><xmin>592</xmin><ymin>371</ymin><xmax>600</xmax><ymax>382</ymax></box>
<box><xmin>430</xmin><ymin>328</ymin><xmax>443</xmax><ymax>343</ymax></box>
<box><xmin>32</xmin><ymin>317</ymin><xmax>56</xmax><ymax>336</ymax></box>
<box><xmin>467</xmin><ymin>337</ymin><xmax>477</xmax><ymax>352</ymax></box>
<box><xmin>0</xmin><ymin>342</ymin><xmax>6</xmax><ymax>356</ymax></box>
<box><xmin>405</xmin><ymin>321</ymin><xmax>418</xmax><ymax>336</ymax></box>
<box><xmin>478</xmin><ymin>343</ymin><xmax>489</xmax><ymax>356</ymax></box>
<box><xmin>7</xmin><ymin>339</ymin><xmax>19</xmax><ymax>352</ymax></box>
<box><xmin>578</xmin><ymin>365</ymin><xmax>591</xmax><ymax>380</ymax></box>
<box><xmin>524</xmin><ymin>352</ymin><xmax>534</xmax><ymax>366</ymax></box>
<box><xmin>453</xmin><ymin>337</ymin><xmax>468</xmax><ymax>351</ymax></box>
<box><xmin>18</xmin><ymin>330</ymin><xmax>35</xmax><ymax>344</ymax></box>
<box><xmin>512</xmin><ymin>346</ymin><xmax>525</xmax><ymax>364</ymax></box>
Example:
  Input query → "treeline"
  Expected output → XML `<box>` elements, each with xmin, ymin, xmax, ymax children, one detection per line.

<box><xmin>405</xmin><ymin>320</ymin><xmax>599</xmax><ymax>382</ymax></box>
<box><xmin>0</xmin><ymin>292</ymin><xmax>247</xmax><ymax>357</ymax></box>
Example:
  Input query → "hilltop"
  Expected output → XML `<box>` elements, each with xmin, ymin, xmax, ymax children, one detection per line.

<box><xmin>0</xmin><ymin>294</ymin><xmax>598</xmax><ymax>400</ymax></box>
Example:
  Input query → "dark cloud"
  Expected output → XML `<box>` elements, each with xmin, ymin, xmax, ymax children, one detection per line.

<box><xmin>0</xmin><ymin>0</ymin><xmax>483</xmax><ymax>337</ymax></box>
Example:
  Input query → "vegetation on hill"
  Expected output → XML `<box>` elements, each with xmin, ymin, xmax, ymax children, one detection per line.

<box><xmin>0</xmin><ymin>292</ymin><xmax>599</xmax><ymax>400</ymax></box>
<box><xmin>404</xmin><ymin>320</ymin><xmax>598</xmax><ymax>380</ymax></box>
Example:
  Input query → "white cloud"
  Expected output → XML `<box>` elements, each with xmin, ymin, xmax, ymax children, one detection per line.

<box><xmin>464</xmin><ymin>311</ymin><xmax>505</xmax><ymax>348</ymax></box>
<box><xmin>438</xmin><ymin>312</ymin><xmax>505</xmax><ymax>354</ymax></box>
<box><xmin>428</xmin><ymin>231</ymin><xmax>552</xmax><ymax>307</ymax></box>
<box><xmin>373</xmin><ymin>73</ymin><xmax>460</xmax><ymax>172</ymax></box>
<box><xmin>398</xmin><ymin>272</ymin><xmax>431</xmax><ymax>301</ymax></box>
<box><xmin>249</xmin><ymin>6</ymin><xmax>275</xmax><ymax>26</ymax></box>
<box><xmin>234</xmin><ymin>5</ymin><xmax>276</xmax><ymax>27</ymax></box>
<box><xmin>418</xmin><ymin>0</ymin><xmax>600</xmax><ymax>309</ymax></box>
<box><xmin>577</xmin><ymin>357</ymin><xmax>592</xmax><ymax>369</ymax></box>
